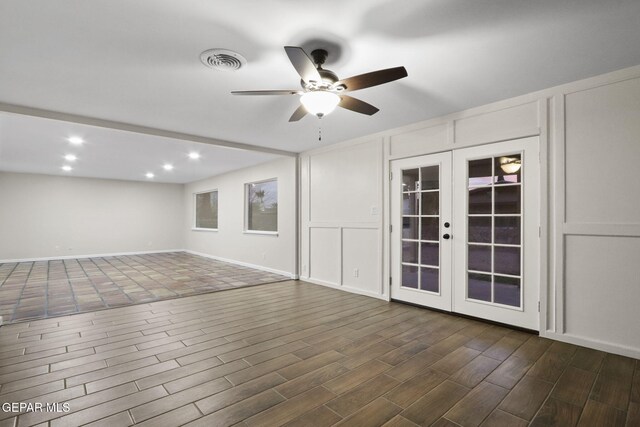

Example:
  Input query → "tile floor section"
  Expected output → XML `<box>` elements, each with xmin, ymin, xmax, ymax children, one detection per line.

<box><xmin>0</xmin><ymin>252</ymin><xmax>289</xmax><ymax>324</ymax></box>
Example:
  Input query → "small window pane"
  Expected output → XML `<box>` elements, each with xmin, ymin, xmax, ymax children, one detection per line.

<box><xmin>421</xmin><ymin>217</ymin><xmax>439</xmax><ymax>241</ymax></box>
<box><xmin>495</xmin><ymin>155</ymin><xmax>522</xmax><ymax>184</ymax></box>
<box><xmin>195</xmin><ymin>191</ymin><xmax>218</xmax><ymax>229</ymax></box>
<box><xmin>468</xmin><ymin>216</ymin><xmax>492</xmax><ymax>243</ymax></box>
<box><xmin>420</xmin><ymin>267</ymin><xmax>439</xmax><ymax>292</ymax></box>
<box><xmin>468</xmin><ymin>244</ymin><xmax>491</xmax><ymax>272</ymax></box>
<box><xmin>468</xmin><ymin>273</ymin><xmax>491</xmax><ymax>302</ymax></box>
<box><xmin>402</xmin><ymin>169</ymin><xmax>419</xmax><ymax>192</ymax></box>
<box><xmin>494</xmin><ymin>275</ymin><xmax>521</xmax><ymax>307</ymax></box>
<box><xmin>402</xmin><ymin>241</ymin><xmax>419</xmax><ymax>264</ymax></box>
<box><xmin>402</xmin><ymin>217</ymin><xmax>419</xmax><ymax>240</ymax></box>
<box><xmin>495</xmin><ymin>185</ymin><xmax>521</xmax><ymax>214</ymax></box>
<box><xmin>469</xmin><ymin>187</ymin><xmax>492</xmax><ymax>214</ymax></box>
<box><xmin>421</xmin><ymin>192</ymin><xmax>439</xmax><ymax>215</ymax></box>
<box><xmin>494</xmin><ymin>246</ymin><xmax>521</xmax><ymax>276</ymax></box>
<box><xmin>469</xmin><ymin>159</ymin><xmax>493</xmax><ymax>187</ymax></box>
<box><xmin>495</xmin><ymin>216</ymin><xmax>521</xmax><ymax>245</ymax></box>
<box><xmin>420</xmin><ymin>242</ymin><xmax>439</xmax><ymax>267</ymax></box>
<box><xmin>402</xmin><ymin>265</ymin><xmax>419</xmax><ymax>289</ymax></box>
<box><xmin>247</xmin><ymin>179</ymin><xmax>277</xmax><ymax>232</ymax></box>
<box><xmin>403</xmin><ymin>193</ymin><xmax>419</xmax><ymax>215</ymax></box>
<box><xmin>420</xmin><ymin>166</ymin><xmax>439</xmax><ymax>190</ymax></box>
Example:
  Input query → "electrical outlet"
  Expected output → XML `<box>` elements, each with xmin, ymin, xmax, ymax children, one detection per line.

<box><xmin>353</xmin><ymin>268</ymin><xmax>359</xmax><ymax>278</ymax></box>
<box><xmin>302</xmin><ymin>265</ymin><xmax>307</xmax><ymax>273</ymax></box>
<box><xmin>370</xmin><ymin>206</ymin><xmax>378</xmax><ymax>216</ymax></box>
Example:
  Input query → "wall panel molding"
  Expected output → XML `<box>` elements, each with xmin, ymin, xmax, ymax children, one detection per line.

<box><xmin>563</xmin><ymin>223</ymin><xmax>640</xmax><ymax>237</ymax></box>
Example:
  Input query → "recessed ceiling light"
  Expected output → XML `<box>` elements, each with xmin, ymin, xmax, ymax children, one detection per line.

<box><xmin>145</xmin><ymin>172</ymin><xmax>154</xmax><ymax>179</ymax></box>
<box><xmin>68</xmin><ymin>136</ymin><xmax>84</xmax><ymax>145</ymax></box>
<box><xmin>61</xmin><ymin>165</ymin><xmax>72</xmax><ymax>172</ymax></box>
<box><xmin>188</xmin><ymin>152</ymin><xmax>201</xmax><ymax>160</ymax></box>
<box><xmin>64</xmin><ymin>154</ymin><xmax>77</xmax><ymax>162</ymax></box>
<box><xmin>163</xmin><ymin>163</ymin><xmax>174</xmax><ymax>171</ymax></box>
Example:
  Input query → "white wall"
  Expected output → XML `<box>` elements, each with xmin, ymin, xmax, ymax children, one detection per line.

<box><xmin>184</xmin><ymin>157</ymin><xmax>296</xmax><ymax>278</ymax></box>
<box><xmin>557</xmin><ymin>72</ymin><xmax>640</xmax><ymax>355</ymax></box>
<box><xmin>300</xmin><ymin>139</ymin><xmax>384</xmax><ymax>298</ymax></box>
<box><xmin>300</xmin><ymin>64</ymin><xmax>640</xmax><ymax>358</ymax></box>
<box><xmin>0</xmin><ymin>172</ymin><xmax>184</xmax><ymax>260</ymax></box>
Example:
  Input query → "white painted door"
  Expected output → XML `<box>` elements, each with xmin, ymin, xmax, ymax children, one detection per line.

<box><xmin>391</xmin><ymin>137</ymin><xmax>540</xmax><ymax>330</ymax></box>
<box><xmin>452</xmin><ymin>137</ymin><xmax>540</xmax><ymax>329</ymax></box>
<box><xmin>391</xmin><ymin>152</ymin><xmax>453</xmax><ymax>311</ymax></box>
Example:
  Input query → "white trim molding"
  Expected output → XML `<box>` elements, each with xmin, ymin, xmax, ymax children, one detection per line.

<box><xmin>300</xmin><ymin>276</ymin><xmax>389</xmax><ymax>301</ymax></box>
<box><xmin>0</xmin><ymin>249</ymin><xmax>184</xmax><ymax>264</ymax></box>
<box><xmin>185</xmin><ymin>250</ymin><xmax>297</xmax><ymax>280</ymax></box>
<box><xmin>542</xmin><ymin>331</ymin><xmax>640</xmax><ymax>360</ymax></box>
<box><xmin>0</xmin><ymin>103</ymin><xmax>296</xmax><ymax>157</ymax></box>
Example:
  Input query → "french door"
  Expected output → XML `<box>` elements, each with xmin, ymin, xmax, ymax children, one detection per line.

<box><xmin>390</xmin><ymin>152</ymin><xmax>452</xmax><ymax>310</ymax></box>
<box><xmin>391</xmin><ymin>137</ymin><xmax>540</xmax><ymax>330</ymax></box>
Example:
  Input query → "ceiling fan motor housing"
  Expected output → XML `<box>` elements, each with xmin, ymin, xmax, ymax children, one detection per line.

<box><xmin>301</xmin><ymin>49</ymin><xmax>339</xmax><ymax>89</ymax></box>
<box><xmin>310</xmin><ymin>49</ymin><xmax>328</xmax><ymax>66</ymax></box>
<box><xmin>300</xmin><ymin>69</ymin><xmax>339</xmax><ymax>90</ymax></box>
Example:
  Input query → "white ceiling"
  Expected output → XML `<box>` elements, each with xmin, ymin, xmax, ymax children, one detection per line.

<box><xmin>0</xmin><ymin>113</ymin><xmax>280</xmax><ymax>183</ymax></box>
<box><xmin>1</xmin><ymin>0</ymin><xmax>640</xmax><ymax>181</ymax></box>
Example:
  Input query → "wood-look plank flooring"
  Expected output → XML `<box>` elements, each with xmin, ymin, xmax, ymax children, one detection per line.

<box><xmin>0</xmin><ymin>280</ymin><xmax>638</xmax><ymax>426</ymax></box>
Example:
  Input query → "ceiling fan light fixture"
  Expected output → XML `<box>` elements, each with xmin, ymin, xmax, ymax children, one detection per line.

<box><xmin>499</xmin><ymin>157</ymin><xmax>522</xmax><ymax>174</ymax></box>
<box><xmin>300</xmin><ymin>91</ymin><xmax>340</xmax><ymax>118</ymax></box>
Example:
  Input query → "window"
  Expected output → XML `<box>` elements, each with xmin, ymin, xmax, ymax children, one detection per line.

<box><xmin>246</xmin><ymin>179</ymin><xmax>277</xmax><ymax>233</ymax></box>
<box><xmin>194</xmin><ymin>190</ymin><xmax>218</xmax><ymax>230</ymax></box>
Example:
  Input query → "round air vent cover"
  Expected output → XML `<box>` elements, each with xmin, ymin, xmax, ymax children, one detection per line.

<box><xmin>200</xmin><ymin>49</ymin><xmax>247</xmax><ymax>71</ymax></box>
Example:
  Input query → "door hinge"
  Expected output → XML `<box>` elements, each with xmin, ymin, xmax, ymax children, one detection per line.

<box><xmin>538</xmin><ymin>301</ymin><xmax>540</xmax><ymax>312</ymax></box>
<box><xmin>390</xmin><ymin>224</ymin><xmax>392</xmax><ymax>233</ymax></box>
<box><xmin>539</xmin><ymin>226</ymin><xmax>541</xmax><ymax>237</ymax></box>
<box><xmin>390</xmin><ymin>171</ymin><xmax>393</xmax><ymax>180</ymax></box>
<box><xmin>389</xmin><ymin>277</ymin><xmax>392</xmax><ymax>287</ymax></box>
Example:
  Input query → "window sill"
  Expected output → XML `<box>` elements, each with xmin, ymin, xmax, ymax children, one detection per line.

<box><xmin>192</xmin><ymin>228</ymin><xmax>218</xmax><ymax>232</ymax></box>
<box><xmin>243</xmin><ymin>230</ymin><xmax>279</xmax><ymax>236</ymax></box>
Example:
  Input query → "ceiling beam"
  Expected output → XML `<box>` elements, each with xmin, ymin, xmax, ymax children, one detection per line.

<box><xmin>0</xmin><ymin>103</ymin><xmax>297</xmax><ymax>157</ymax></box>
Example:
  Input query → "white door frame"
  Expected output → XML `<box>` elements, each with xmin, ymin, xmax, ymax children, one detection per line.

<box><xmin>390</xmin><ymin>137</ymin><xmax>540</xmax><ymax>330</ymax></box>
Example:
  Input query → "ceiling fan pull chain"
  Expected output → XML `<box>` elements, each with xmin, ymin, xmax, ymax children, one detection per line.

<box><xmin>318</xmin><ymin>124</ymin><xmax>322</xmax><ymax>142</ymax></box>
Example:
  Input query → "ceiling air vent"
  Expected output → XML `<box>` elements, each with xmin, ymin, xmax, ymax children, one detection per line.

<box><xmin>200</xmin><ymin>49</ymin><xmax>246</xmax><ymax>71</ymax></box>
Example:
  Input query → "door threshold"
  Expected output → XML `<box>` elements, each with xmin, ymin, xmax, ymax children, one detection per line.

<box><xmin>390</xmin><ymin>298</ymin><xmax>538</xmax><ymax>335</ymax></box>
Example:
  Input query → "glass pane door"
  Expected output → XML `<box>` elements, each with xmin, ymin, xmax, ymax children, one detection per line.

<box><xmin>391</xmin><ymin>152</ymin><xmax>452</xmax><ymax>312</ymax></box>
<box><xmin>467</xmin><ymin>154</ymin><xmax>523</xmax><ymax>307</ymax></box>
<box><xmin>453</xmin><ymin>137</ymin><xmax>540</xmax><ymax>330</ymax></box>
<box><xmin>392</xmin><ymin>137</ymin><xmax>539</xmax><ymax>329</ymax></box>
<box><xmin>401</xmin><ymin>166</ymin><xmax>440</xmax><ymax>293</ymax></box>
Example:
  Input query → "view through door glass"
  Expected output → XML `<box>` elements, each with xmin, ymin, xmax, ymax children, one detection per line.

<box><xmin>401</xmin><ymin>166</ymin><xmax>440</xmax><ymax>293</ymax></box>
<box><xmin>467</xmin><ymin>154</ymin><xmax>523</xmax><ymax>307</ymax></box>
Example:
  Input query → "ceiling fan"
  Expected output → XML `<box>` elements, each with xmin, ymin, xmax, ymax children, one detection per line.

<box><xmin>231</xmin><ymin>46</ymin><xmax>408</xmax><ymax>122</ymax></box>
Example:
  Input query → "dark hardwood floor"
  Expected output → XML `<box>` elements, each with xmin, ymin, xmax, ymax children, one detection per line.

<box><xmin>0</xmin><ymin>280</ymin><xmax>637</xmax><ymax>426</ymax></box>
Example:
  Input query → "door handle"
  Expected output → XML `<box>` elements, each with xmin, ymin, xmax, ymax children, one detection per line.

<box><xmin>443</xmin><ymin>233</ymin><xmax>451</xmax><ymax>240</ymax></box>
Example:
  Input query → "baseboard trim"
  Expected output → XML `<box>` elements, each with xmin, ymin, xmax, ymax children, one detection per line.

<box><xmin>185</xmin><ymin>250</ymin><xmax>297</xmax><ymax>279</ymax></box>
<box><xmin>541</xmin><ymin>330</ymin><xmax>640</xmax><ymax>360</ymax></box>
<box><xmin>300</xmin><ymin>276</ymin><xmax>388</xmax><ymax>301</ymax></box>
<box><xmin>0</xmin><ymin>249</ymin><xmax>185</xmax><ymax>264</ymax></box>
